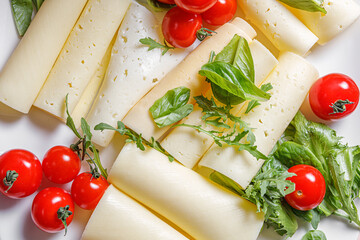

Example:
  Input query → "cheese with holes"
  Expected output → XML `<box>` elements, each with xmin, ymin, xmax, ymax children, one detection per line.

<box><xmin>0</xmin><ymin>0</ymin><xmax>87</xmax><ymax>113</ymax></box>
<box><xmin>34</xmin><ymin>0</ymin><xmax>131</xmax><ymax>119</ymax></box>
<box><xmin>85</xmin><ymin>2</ymin><xmax>197</xmax><ymax>147</ymax></box>
<box><xmin>122</xmin><ymin>18</ymin><xmax>256</xmax><ymax>141</ymax></box>
<box><xmin>161</xmin><ymin>40</ymin><xmax>278</xmax><ymax>168</ymax></box>
<box><xmin>288</xmin><ymin>0</ymin><xmax>360</xmax><ymax>44</ymax></box>
<box><xmin>81</xmin><ymin>185</ymin><xmax>188</xmax><ymax>240</ymax></box>
<box><xmin>199</xmin><ymin>52</ymin><xmax>319</xmax><ymax>189</ymax></box>
<box><xmin>238</xmin><ymin>0</ymin><xmax>318</xmax><ymax>56</ymax></box>
<box><xmin>108</xmin><ymin>143</ymin><xmax>264</xmax><ymax>240</ymax></box>
<box><xmin>71</xmin><ymin>37</ymin><xmax>114</xmax><ymax>128</ymax></box>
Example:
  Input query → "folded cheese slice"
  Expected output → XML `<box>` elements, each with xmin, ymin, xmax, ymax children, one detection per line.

<box><xmin>108</xmin><ymin>143</ymin><xmax>264</xmax><ymax>240</ymax></box>
<box><xmin>0</xmin><ymin>0</ymin><xmax>88</xmax><ymax>113</ymax></box>
<box><xmin>287</xmin><ymin>0</ymin><xmax>360</xmax><ymax>44</ymax></box>
<box><xmin>85</xmin><ymin>2</ymin><xmax>197</xmax><ymax>147</ymax></box>
<box><xmin>71</xmin><ymin>37</ymin><xmax>114</xmax><ymax>128</ymax></box>
<box><xmin>238</xmin><ymin>0</ymin><xmax>318</xmax><ymax>56</ymax></box>
<box><xmin>122</xmin><ymin>18</ymin><xmax>256</xmax><ymax>142</ymax></box>
<box><xmin>161</xmin><ymin>40</ymin><xmax>278</xmax><ymax>169</ymax></box>
<box><xmin>34</xmin><ymin>0</ymin><xmax>131</xmax><ymax>120</ymax></box>
<box><xmin>199</xmin><ymin>52</ymin><xmax>319</xmax><ymax>189</ymax></box>
<box><xmin>81</xmin><ymin>185</ymin><xmax>189</xmax><ymax>240</ymax></box>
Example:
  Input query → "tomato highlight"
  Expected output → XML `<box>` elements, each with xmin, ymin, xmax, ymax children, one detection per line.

<box><xmin>202</xmin><ymin>0</ymin><xmax>237</xmax><ymax>26</ymax></box>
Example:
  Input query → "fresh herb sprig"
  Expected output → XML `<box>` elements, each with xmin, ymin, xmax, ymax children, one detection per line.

<box><xmin>140</xmin><ymin>37</ymin><xmax>175</xmax><ymax>56</ymax></box>
<box><xmin>65</xmin><ymin>95</ymin><xmax>107</xmax><ymax>179</ymax></box>
<box><xmin>245</xmin><ymin>83</ymin><xmax>273</xmax><ymax>113</ymax></box>
<box><xmin>94</xmin><ymin>121</ymin><xmax>175</xmax><ymax>162</ymax></box>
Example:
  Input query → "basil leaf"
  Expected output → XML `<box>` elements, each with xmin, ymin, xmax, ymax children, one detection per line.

<box><xmin>11</xmin><ymin>0</ymin><xmax>34</xmax><ymax>36</ymax></box>
<box><xmin>199</xmin><ymin>62</ymin><xmax>270</xmax><ymax>105</ymax></box>
<box><xmin>150</xmin><ymin>87</ymin><xmax>193</xmax><ymax>128</ymax></box>
<box><xmin>279</xmin><ymin>0</ymin><xmax>327</xmax><ymax>14</ymax></box>
<box><xmin>301</xmin><ymin>230</ymin><xmax>327</xmax><ymax>240</ymax></box>
<box><xmin>215</xmin><ymin>35</ymin><xmax>255</xmax><ymax>83</ymax></box>
<box><xmin>32</xmin><ymin>0</ymin><xmax>44</xmax><ymax>11</ymax></box>
<box><xmin>245</xmin><ymin>83</ymin><xmax>273</xmax><ymax>113</ymax></box>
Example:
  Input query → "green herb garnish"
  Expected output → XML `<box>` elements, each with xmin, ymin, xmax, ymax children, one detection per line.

<box><xmin>279</xmin><ymin>0</ymin><xmax>327</xmax><ymax>14</ymax></box>
<box><xmin>139</xmin><ymin>37</ymin><xmax>175</xmax><ymax>56</ymax></box>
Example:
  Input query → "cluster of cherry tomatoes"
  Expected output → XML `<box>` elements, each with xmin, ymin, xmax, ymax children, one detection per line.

<box><xmin>159</xmin><ymin>0</ymin><xmax>237</xmax><ymax>48</ymax></box>
<box><xmin>0</xmin><ymin>147</ymin><xmax>109</xmax><ymax>234</ymax></box>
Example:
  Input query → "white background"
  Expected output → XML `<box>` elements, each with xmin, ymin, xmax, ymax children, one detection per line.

<box><xmin>1</xmin><ymin>0</ymin><xmax>360</xmax><ymax>239</ymax></box>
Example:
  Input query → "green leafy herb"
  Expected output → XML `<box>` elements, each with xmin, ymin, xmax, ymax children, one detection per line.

<box><xmin>94</xmin><ymin>121</ymin><xmax>175</xmax><ymax>162</ymax></box>
<box><xmin>275</xmin><ymin>112</ymin><xmax>360</xmax><ymax>226</ymax></box>
<box><xmin>139</xmin><ymin>37</ymin><xmax>175</xmax><ymax>55</ymax></box>
<box><xmin>65</xmin><ymin>95</ymin><xmax>107</xmax><ymax>179</ymax></box>
<box><xmin>193</xmin><ymin>95</ymin><xmax>256</xmax><ymax>144</ymax></box>
<box><xmin>302</xmin><ymin>230</ymin><xmax>327</xmax><ymax>240</ymax></box>
<box><xmin>32</xmin><ymin>0</ymin><xmax>44</xmax><ymax>11</ymax></box>
<box><xmin>137</xmin><ymin>0</ymin><xmax>175</xmax><ymax>12</ymax></box>
<box><xmin>11</xmin><ymin>0</ymin><xmax>34</xmax><ymax>36</ymax></box>
<box><xmin>199</xmin><ymin>62</ymin><xmax>270</xmax><ymax>105</ymax></box>
<box><xmin>210</xmin><ymin>157</ymin><xmax>298</xmax><ymax>237</ymax></box>
<box><xmin>278</xmin><ymin>0</ymin><xmax>327</xmax><ymax>14</ymax></box>
<box><xmin>149</xmin><ymin>87</ymin><xmax>194</xmax><ymax>128</ymax></box>
<box><xmin>245</xmin><ymin>83</ymin><xmax>273</xmax><ymax>114</ymax></box>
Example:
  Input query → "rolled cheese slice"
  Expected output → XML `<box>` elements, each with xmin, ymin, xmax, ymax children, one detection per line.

<box><xmin>238</xmin><ymin>0</ymin><xmax>318</xmax><ymax>56</ymax></box>
<box><xmin>287</xmin><ymin>0</ymin><xmax>360</xmax><ymax>44</ymax></box>
<box><xmin>71</xmin><ymin>37</ymin><xmax>114</xmax><ymax>128</ymax></box>
<box><xmin>0</xmin><ymin>0</ymin><xmax>88</xmax><ymax>113</ymax></box>
<box><xmin>34</xmin><ymin>0</ymin><xmax>131</xmax><ymax>120</ymax></box>
<box><xmin>199</xmin><ymin>52</ymin><xmax>319</xmax><ymax>189</ymax></box>
<box><xmin>108</xmin><ymin>143</ymin><xmax>264</xmax><ymax>240</ymax></box>
<box><xmin>85</xmin><ymin>2</ymin><xmax>197</xmax><ymax>147</ymax></box>
<box><xmin>81</xmin><ymin>185</ymin><xmax>188</xmax><ymax>240</ymax></box>
<box><xmin>161</xmin><ymin>40</ymin><xmax>278</xmax><ymax>169</ymax></box>
<box><xmin>122</xmin><ymin>18</ymin><xmax>256</xmax><ymax>141</ymax></box>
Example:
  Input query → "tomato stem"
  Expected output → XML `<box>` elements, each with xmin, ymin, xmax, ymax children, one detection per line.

<box><xmin>57</xmin><ymin>205</ymin><xmax>73</xmax><ymax>236</ymax></box>
<box><xmin>196</xmin><ymin>28</ymin><xmax>216</xmax><ymax>41</ymax></box>
<box><xmin>329</xmin><ymin>99</ymin><xmax>354</xmax><ymax>115</ymax></box>
<box><xmin>3</xmin><ymin>170</ymin><xmax>18</xmax><ymax>193</ymax></box>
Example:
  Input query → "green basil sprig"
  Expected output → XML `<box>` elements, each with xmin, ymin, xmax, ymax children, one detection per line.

<box><xmin>200</xmin><ymin>62</ymin><xmax>271</xmax><ymax>105</ymax></box>
<box><xmin>302</xmin><ymin>230</ymin><xmax>327</xmax><ymax>240</ymax></box>
<box><xmin>279</xmin><ymin>0</ymin><xmax>327</xmax><ymax>14</ymax></box>
<box><xmin>136</xmin><ymin>0</ymin><xmax>175</xmax><ymax>12</ymax></box>
<box><xmin>200</xmin><ymin>35</ymin><xmax>270</xmax><ymax>105</ymax></box>
<box><xmin>149</xmin><ymin>87</ymin><xmax>194</xmax><ymax>128</ymax></box>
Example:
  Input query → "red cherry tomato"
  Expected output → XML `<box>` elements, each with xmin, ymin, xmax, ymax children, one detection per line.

<box><xmin>162</xmin><ymin>7</ymin><xmax>203</xmax><ymax>48</ymax></box>
<box><xmin>71</xmin><ymin>172</ymin><xmax>109</xmax><ymax>210</ymax></box>
<box><xmin>175</xmin><ymin>0</ymin><xmax>217</xmax><ymax>13</ymax></box>
<box><xmin>42</xmin><ymin>146</ymin><xmax>81</xmax><ymax>184</ymax></box>
<box><xmin>0</xmin><ymin>149</ymin><xmax>42</xmax><ymax>199</ymax></box>
<box><xmin>157</xmin><ymin>0</ymin><xmax>175</xmax><ymax>4</ymax></box>
<box><xmin>285</xmin><ymin>165</ymin><xmax>326</xmax><ymax>211</ymax></box>
<box><xmin>309</xmin><ymin>73</ymin><xmax>359</xmax><ymax>120</ymax></box>
<box><xmin>31</xmin><ymin>187</ymin><xmax>74</xmax><ymax>234</ymax></box>
<box><xmin>202</xmin><ymin>0</ymin><xmax>237</xmax><ymax>26</ymax></box>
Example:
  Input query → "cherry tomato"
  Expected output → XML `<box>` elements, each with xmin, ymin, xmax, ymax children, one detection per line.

<box><xmin>162</xmin><ymin>7</ymin><xmax>203</xmax><ymax>48</ymax></box>
<box><xmin>285</xmin><ymin>165</ymin><xmax>326</xmax><ymax>211</ymax></box>
<box><xmin>71</xmin><ymin>172</ymin><xmax>109</xmax><ymax>210</ymax></box>
<box><xmin>0</xmin><ymin>149</ymin><xmax>42</xmax><ymax>199</ymax></box>
<box><xmin>31</xmin><ymin>187</ymin><xmax>74</xmax><ymax>234</ymax></box>
<box><xmin>309</xmin><ymin>73</ymin><xmax>359</xmax><ymax>120</ymax></box>
<box><xmin>157</xmin><ymin>0</ymin><xmax>175</xmax><ymax>4</ymax></box>
<box><xmin>175</xmin><ymin>0</ymin><xmax>217</xmax><ymax>13</ymax></box>
<box><xmin>202</xmin><ymin>0</ymin><xmax>237</xmax><ymax>26</ymax></box>
<box><xmin>42</xmin><ymin>146</ymin><xmax>81</xmax><ymax>184</ymax></box>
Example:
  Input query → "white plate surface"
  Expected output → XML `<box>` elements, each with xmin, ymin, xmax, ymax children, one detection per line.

<box><xmin>0</xmin><ymin>1</ymin><xmax>360</xmax><ymax>240</ymax></box>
